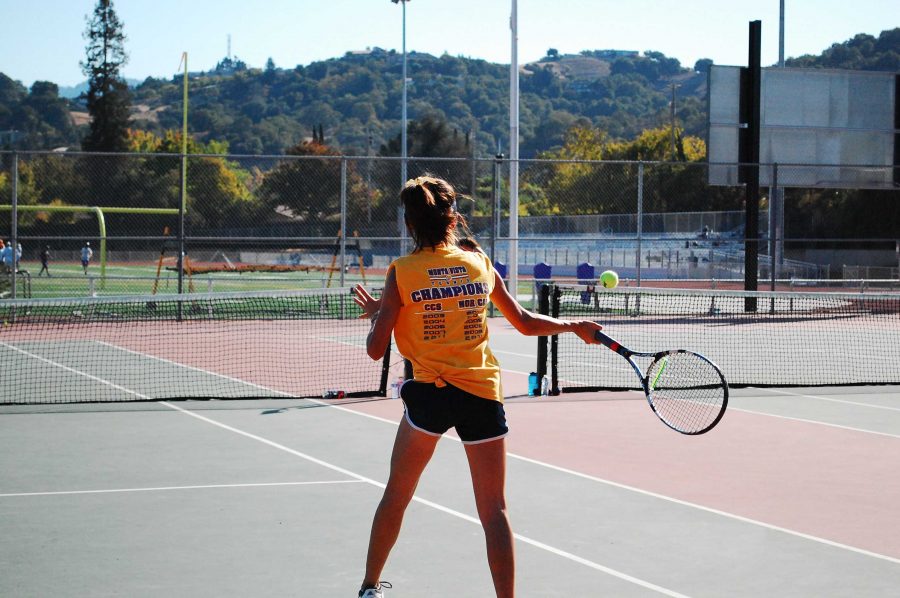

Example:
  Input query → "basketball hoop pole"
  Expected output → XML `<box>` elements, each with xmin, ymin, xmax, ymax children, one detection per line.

<box><xmin>740</xmin><ymin>20</ymin><xmax>762</xmax><ymax>311</ymax></box>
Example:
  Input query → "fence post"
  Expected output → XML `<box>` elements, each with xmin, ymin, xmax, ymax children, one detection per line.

<box><xmin>10</xmin><ymin>152</ymin><xmax>17</xmax><ymax>299</ymax></box>
<box><xmin>340</xmin><ymin>158</ymin><xmax>347</xmax><ymax>288</ymax></box>
<box><xmin>636</xmin><ymin>161</ymin><xmax>643</xmax><ymax>288</ymax></box>
<box><xmin>178</xmin><ymin>151</ymin><xmax>186</xmax><ymax>297</ymax></box>
<box><xmin>491</xmin><ymin>153</ymin><xmax>503</xmax><ymax>265</ymax></box>
<box><xmin>770</xmin><ymin>163</ymin><xmax>778</xmax><ymax>293</ymax></box>
<box><xmin>895</xmin><ymin>240</ymin><xmax>899</xmax><ymax>282</ymax></box>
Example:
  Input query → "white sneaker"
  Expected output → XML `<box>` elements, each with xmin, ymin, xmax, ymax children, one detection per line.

<box><xmin>358</xmin><ymin>581</ymin><xmax>391</xmax><ymax>597</ymax></box>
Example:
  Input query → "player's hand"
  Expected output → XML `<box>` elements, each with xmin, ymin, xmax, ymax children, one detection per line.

<box><xmin>352</xmin><ymin>284</ymin><xmax>382</xmax><ymax>319</ymax></box>
<box><xmin>572</xmin><ymin>320</ymin><xmax>603</xmax><ymax>344</ymax></box>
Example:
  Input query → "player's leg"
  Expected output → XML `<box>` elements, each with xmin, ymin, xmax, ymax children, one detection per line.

<box><xmin>361</xmin><ymin>417</ymin><xmax>440</xmax><ymax>590</ymax></box>
<box><xmin>465</xmin><ymin>437</ymin><xmax>514</xmax><ymax>598</ymax></box>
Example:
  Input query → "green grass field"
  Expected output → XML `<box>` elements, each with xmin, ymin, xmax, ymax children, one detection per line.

<box><xmin>7</xmin><ymin>260</ymin><xmax>541</xmax><ymax>309</ymax></box>
<box><xmin>10</xmin><ymin>260</ymin><xmax>355</xmax><ymax>299</ymax></box>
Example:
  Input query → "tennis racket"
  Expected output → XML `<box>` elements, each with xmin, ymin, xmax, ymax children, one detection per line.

<box><xmin>594</xmin><ymin>330</ymin><xmax>728</xmax><ymax>435</ymax></box>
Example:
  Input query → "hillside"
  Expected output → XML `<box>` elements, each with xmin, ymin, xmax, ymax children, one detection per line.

<box><xmin>109</xmin><ymin>48</ymin><xmax>709</xmax><ymax>157</ymax></box>
<box><xmin>0</xmin><ymin>27</ymin><xmax>897</xmax><ymax>155</ymax></box>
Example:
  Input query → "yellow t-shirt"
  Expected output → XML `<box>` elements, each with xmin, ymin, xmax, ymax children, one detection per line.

<box><xmin>390</xmin><ymin>245</ymin><xmax>502</xmax><ymax>402</ymax></box>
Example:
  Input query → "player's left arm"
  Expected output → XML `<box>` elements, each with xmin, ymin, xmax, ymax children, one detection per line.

<box><xmin>489</xmin><ymin>269</ymin><xmax>601</xmax><ymax>344</ymax></box>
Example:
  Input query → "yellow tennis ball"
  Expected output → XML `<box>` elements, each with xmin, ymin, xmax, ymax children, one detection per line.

<box><xmin>599</xmin><ymin>270</ymin><xmax>619</xmax><ymax>288</ymax></box>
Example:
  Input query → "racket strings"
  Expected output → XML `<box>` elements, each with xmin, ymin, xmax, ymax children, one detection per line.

<box><xmin>645</xmin><ymin>353</ymin><xmax>726</xmax><ymax>434</ymax></box>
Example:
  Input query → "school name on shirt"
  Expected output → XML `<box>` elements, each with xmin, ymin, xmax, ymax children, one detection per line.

<box><xmin>409</xmin><ymin>281</ymin><xmax>490</xmax><ymax>303</ymax></box>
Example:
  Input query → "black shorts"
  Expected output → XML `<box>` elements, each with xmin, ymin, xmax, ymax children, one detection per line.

<box><xmin>400</xmin><ymin>380</ymin><xmax>508</xmax><ymax>444</ymax></box>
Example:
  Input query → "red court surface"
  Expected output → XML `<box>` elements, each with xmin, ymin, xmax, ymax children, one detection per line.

<box><xmin>348</xmin><ymin>385</ymin><xmax>900</xmax><ymax>562</ymax></box>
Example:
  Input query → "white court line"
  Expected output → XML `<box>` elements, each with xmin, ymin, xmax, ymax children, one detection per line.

<box><xmin>94</xmin><ymin>341</ymin><xmax>296</xmax><ymax>397</ymax></box>
<box><xmin>728</xmin><ymin>407</ymin><xmax>900</xmax><ymax>440</ymax></box>
<box><xmin>5</xmin><ymin>346</ymin><xmax>688</xmax><ymax>596</ymax></box>
<box><xmin>1</xmin><ymin>342</ymin><xmax>149</xmax><ymax>401</ymax></box>
<box><xmin>530</xmin><ymin>368</ymin><xmax>900</xmax><ymax>439</ymax></box>
<box><xmin>162</xmin><ymin>400</ymin><xmax>690</xmax><ymax>598</ymax></box>
<box><xmin>507</xmin><ymin>453</ymin><xmax>900</xmax><ymax>567</ymax></box>
<box><xmin>491</xmin><ymin>349</ymin><xmax>539</xmax><ymax>359</ymax></box>
<box><xmin>10</xmin><ymin>342</ymin><xmax>899</xmax><ymax>569</ymax></box>
<box><xmin>334</xmin><ymin>403</ymin><xmax>900</xmax><ymax>566</ymax></box>
<box><xmin>0</xmin><ymin>480</ymin><xmax>363</xmax><ymax>498</ymax></box>
<box><xmin>759</xmin><ymin>387</ymin><xmax>900</xmax><ymax>412</ymax></box>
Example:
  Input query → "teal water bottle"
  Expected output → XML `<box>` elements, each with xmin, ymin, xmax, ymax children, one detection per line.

<box><xmin>528</xmin><ymin>372</ymin><xmax>539</xmax><ymax>396</ymax></box>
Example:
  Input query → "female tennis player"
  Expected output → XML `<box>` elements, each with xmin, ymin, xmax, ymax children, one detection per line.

<box><xmin>353</xmin><ymin>176</ymin><xmax>602</xmax><ymax>598</ymax></box>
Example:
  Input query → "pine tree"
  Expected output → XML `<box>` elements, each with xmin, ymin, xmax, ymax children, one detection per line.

<box><xmin>80</xmin><ymin>0</ymin><xmax>131</xmax><ymax>152</ymax></box>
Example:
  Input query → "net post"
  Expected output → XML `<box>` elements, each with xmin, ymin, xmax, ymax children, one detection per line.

<box><xmin>379</xmin><ymin>339</ymin><xmax>393</xmax><ymax>396</ymax></box>
<box><xmin>536</xmin><ymin>283</ymin><xmax>550</xmax><ymax>383</ymax></box>
<box><xmin>550</xmin><ymin>284</ymin><xmax>561</xmax><ymax>395</ymax></box>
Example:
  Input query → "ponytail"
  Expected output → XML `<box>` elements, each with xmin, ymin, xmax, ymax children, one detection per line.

<box><xmin>400</xmin><ymin>176</ymin><xmax>460</xmax><ymax>251</ymax></box>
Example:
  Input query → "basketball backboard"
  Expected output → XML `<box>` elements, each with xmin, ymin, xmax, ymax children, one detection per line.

<box><xmin>708</xmin><ymin>66</ymin><xmax>897</xmax><ymax>189</ymax></box>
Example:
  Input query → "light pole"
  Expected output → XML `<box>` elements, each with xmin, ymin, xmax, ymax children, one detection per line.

<box><xmin>670</xmin><ymin>83</ymin><xmax>679</xmax><ymax>160</ymax></box>
<box><xmin>774</xmin><ymin>0</ymin><xmax>785</xmax><ymax>280</ymax></box>
<box><xmin>392</xmin><ymin>0</ymin><xmax>409</xmax><ymax>187</ymax></box>
<box><xmin>509</xmin><ymin>0</ymin><xmax>519</xmax><ymax>297</ymax></box>
<box><xmin>392</xmin><ymin>0</ymin><xmax>410</xmax><ymax>254</ymax></box>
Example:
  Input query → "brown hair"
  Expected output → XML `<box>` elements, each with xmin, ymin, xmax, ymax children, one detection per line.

<box><xmin>400</xmin><ymin>176</ymin><xmax>474</xmax><ymax>251</ymax></box>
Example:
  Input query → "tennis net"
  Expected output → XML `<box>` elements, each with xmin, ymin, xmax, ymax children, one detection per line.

<box><xmin>1</xmin><ymin>288</ymin><xmax>392</xmax><ymax>404</ymax></box>
<box><xmin>541</xmin><ymin>284</ymin><xmax>900</xmax><ymax>392</ymax></box>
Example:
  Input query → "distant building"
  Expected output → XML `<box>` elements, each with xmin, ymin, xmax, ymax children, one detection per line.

<box><xmin>596</xmin><ymin>49</ymin><xmax>639</xmax><ymax>59</ymax></box>
<box><xmin>0</xmin><ymin>130</ymin><xmax>24</xmax><ymax>145</ymax></box>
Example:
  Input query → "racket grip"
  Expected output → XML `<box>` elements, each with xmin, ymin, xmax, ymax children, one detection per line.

<box><xmin>594</xmin><ymin>330</ymin><xmax>631</xmax><ymax>357</ymax></box>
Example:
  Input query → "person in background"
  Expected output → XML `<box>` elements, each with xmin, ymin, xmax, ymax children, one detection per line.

<box><xmin>0</xmin><ymin>241</ymin><xmax>11</xmax><ymax>273</ymax></box>
<box><xmin>39</xmin><ymin>245</ymin><xmax>51</xmax><ymax>276</ymax></box>
<box><xmin>81</xmin><ymin>242</ymin><xmax>93</xmax><ymax>275</ymax></box>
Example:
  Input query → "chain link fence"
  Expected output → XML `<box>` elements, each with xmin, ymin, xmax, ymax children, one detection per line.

<box><xmin>2</xmin><ymin>150</ymin><xmax>898</xmax><ymax>300</ymax></box>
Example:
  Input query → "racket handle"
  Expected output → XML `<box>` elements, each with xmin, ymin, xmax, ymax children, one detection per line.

<box><xmin>594</xmin><ymin>330</ymin><xmax>632</xmax><ymax>358</ymax></box>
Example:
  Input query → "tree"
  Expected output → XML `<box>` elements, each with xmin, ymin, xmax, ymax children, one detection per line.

<box><xmin>121</xmin><ymin>129</ymin><xmax>256</xmax><ymax>229</ymax></box>
<box><xmin>258</xmin><ymin>140</ymin><xmax>376</xmax><ymax>229</ymax></box>
<box><xmin>693</xmin><ymin>58</ymin><xmax>713</xmax><ymax>74</ymax></box>
<box><xmin>529</xmin><ymin>125</ymin><xmax>742</xmax><ymax>216</ymax></box>
<box><xmin>378</xmin><ymin>110</ymin><xmax>472</xmax><ymax>188</ymax></box>
<box><xmin>81</xmin><ymin>0</ymin><xmax>131</xmax><ymax>152</ymax></box>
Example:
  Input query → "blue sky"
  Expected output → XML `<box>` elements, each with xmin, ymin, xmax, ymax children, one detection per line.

<box><xmin>1</xmin><ymin>0</ymin><xmax>896</xmax><ymax>88</ymax></box>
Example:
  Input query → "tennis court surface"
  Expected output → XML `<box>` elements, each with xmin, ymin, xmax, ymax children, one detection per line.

<box><xmin>2</xmin><ymin>287</ymin><xmax>899</xmax><ymax>596</ymax></box>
